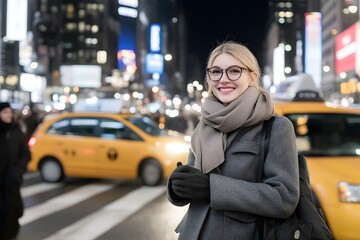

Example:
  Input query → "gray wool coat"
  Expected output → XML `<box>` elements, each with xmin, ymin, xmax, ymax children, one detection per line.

<box><xmin>167</xmin><ymin>116</ymin><xmax>299</xmax><ymax>240</ymax></box>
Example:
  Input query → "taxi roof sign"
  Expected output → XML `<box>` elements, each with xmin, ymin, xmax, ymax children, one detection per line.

<box><xmin>273</xmin><ymin>73</ymin><xmax>323</xmax><ymax>101</ymax></box>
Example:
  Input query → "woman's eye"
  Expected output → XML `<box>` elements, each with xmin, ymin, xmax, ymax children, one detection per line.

<box><xmin>229</xmin><ymin>68</ymin><xmax>241</xmax><ymax>74</ymax></box>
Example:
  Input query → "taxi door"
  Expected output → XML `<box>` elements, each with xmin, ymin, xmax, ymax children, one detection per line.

<box><xmin>94</xmin><ymin>118</ymin><xmax>147</xmax><ymax>179</ymax></box>
<box><xmin>56</xmin><ymin>117</ymin><xmax>99</xmax><ymax>176</ymax></box>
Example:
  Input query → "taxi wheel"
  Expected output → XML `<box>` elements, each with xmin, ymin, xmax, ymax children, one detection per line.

<box><xmin>139</xmin><ymin>159</ymin><xmax>163</xmax><ymax>186</ymax></box>
<box><xmin>40</xmin><ymin>158</ymin><xmax>64</xmax><ymax>183</ymax></box>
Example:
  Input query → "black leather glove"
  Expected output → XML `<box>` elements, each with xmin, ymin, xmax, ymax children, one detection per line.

<box><xmin>169</xmin><ymin>162</ymin><xmax>210</xmax><ymax>200</ymax></box>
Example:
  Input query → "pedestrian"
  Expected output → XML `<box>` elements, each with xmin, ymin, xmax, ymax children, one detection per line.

<box><xmin>0</xmin><ymin>102</ymin><xmax>31</xmax><ymax>240</ymax></box>
<box><xmin>24</xmin><ymin>108</ymin><xmax>41</xmax><ymax>142</ymax></box>
<box><xmin>167</xmin><ymin>41</ymin><xmax>299</xmax><ymax>239</ymax></box>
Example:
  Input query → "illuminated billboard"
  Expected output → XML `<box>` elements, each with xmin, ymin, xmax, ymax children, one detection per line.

<box><xmin>60</xmin><ymin>65</ymin><xmax>102</xmax><ymax>88</ymax></box>
<box><xmin>145</xmin><ymin>53</ymin><xmax>163</xmax><ymax>74</ymax></box>
<box><xmin>334</xmin><ymin>21</ymin><xmax>360</xmax><ymax>77</ymax></box>
<box><xmin>304</xmin><ymin>12</ymin><xmax>322</xmax><ymax>88</ymax></box>
<box><xmin>149</xmin><ymin>24</ymin><xmax>161</xmax><ymax>53</ymax></box>
<box><xmin>5</xmin><ymin>0</ymin><xmax>28</xmax><ymax>41</ymax></box>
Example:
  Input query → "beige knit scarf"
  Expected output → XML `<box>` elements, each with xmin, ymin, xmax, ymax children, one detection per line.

<box><xmin>191</xmin><ymin>86</ymin><xmax>275</xmax><ymax>173</ymax></box>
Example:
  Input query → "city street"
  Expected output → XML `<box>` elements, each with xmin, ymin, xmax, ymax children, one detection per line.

<box><xmin>18</xmin><ymin>172</ymin><xmax>188</xmax><ymax>240</ymax></box>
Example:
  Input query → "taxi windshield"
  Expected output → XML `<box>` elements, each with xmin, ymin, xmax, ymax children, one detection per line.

<box><xmin>127</xmin><ymin>116</ymin><xmax>167</xmax><ymax>136</ymax></box>
<box><xmin>286</xmin><ymin>113</ymin><xmax>360</xmax><ymax>156</ymax></box>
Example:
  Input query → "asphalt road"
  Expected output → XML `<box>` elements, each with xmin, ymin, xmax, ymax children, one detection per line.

<box><xmin>17</xmin><ymin>172</ymin><xmax>187</xmax><ymax>240</ymax></box>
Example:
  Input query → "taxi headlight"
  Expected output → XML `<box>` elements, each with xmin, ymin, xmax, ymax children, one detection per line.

<box><xmin>165</xmin><ymin>142</ymin><xmax>190</xmax><ymax>154</ymax></box>
<box><xmin>338</xmin><ymin>181</ymin><xmax>360</xmax><ymax>203</ymax></box>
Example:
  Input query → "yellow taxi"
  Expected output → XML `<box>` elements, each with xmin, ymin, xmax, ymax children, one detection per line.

<box><xmin>273</xmin><ymin>74</ymin><xmax>360</xmax><ymax>240</ymax></box>
<box><xmin>27</xmin><ymin>112</ymin><xmax>190</xmax><ymax>186</ymax></box>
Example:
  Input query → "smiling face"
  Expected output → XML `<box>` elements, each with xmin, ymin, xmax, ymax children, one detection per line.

<box><xmin>207</xmin><ymin>53</ymin><xmax>255</xmax><ymax>104</ymax></box>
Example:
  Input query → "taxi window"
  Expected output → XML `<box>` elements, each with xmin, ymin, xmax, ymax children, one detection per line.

<box><xmin>99</xmin><ymin>119</ymin><xmax>142</xmax><ymax>141</ymax></box>
<box><xmin>47</xmin><ymin>117</ymin><xmax>98</xmax><ymax>137</ymax></box>
<box><xmin>286</xmin><ymin>113</ymin><xmax>360</xmax><ymax>156</ymax></box>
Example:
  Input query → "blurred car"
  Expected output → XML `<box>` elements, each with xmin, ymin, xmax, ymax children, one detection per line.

<box><xmin>273</xmin><ymin>74</ymin><xmax>360</xmax><ymax>240</ymax></box>
<box><xmin>27</xmin><ymin>112</ymin><xmax>190</xmax><ymax>186</ymax></box>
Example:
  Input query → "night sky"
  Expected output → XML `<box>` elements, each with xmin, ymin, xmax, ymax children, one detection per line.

<box><xmin>180</xmin><ymin>0</ymin><xmax>270</xmax><ymax>69</ymax></box>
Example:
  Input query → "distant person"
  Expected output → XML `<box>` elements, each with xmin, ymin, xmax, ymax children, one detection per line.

<box><xmin>167</xmin><ymin>41</ymin><xmax>299</xmax><ymax>239</ymax></box>
<box><xmin>24</xmin><ymin>108</ymin><xmax>41</xmax><ymax>141</ymax></box>
<box><xmin>0</xmin><ymin>102</ymin><xmax>31</xmax><ymax>240</ymax></box>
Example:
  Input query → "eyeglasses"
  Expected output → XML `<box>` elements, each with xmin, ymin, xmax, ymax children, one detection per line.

<box><xmin>206</xmin><ymin>65</ymin><xmax>248</xmax><ymax>81</ymax></box>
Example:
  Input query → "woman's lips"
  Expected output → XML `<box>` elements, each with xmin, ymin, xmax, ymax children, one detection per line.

<box><xmin>218</xmin><ymin>87</ymin><xmax>235</xmax><ymax>93</ymax></box>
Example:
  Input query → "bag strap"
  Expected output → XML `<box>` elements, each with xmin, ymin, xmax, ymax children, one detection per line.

<box><xmin>257</xmin><ymin>116</ymin><xmax>276</xmax><ymax>182</ymax></box>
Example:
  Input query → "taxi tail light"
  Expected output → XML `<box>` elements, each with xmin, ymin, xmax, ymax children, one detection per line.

<box><xmin>28</xmin><ymin>136</ymin><xmax>37</xmax><ymax>148</ymax></box>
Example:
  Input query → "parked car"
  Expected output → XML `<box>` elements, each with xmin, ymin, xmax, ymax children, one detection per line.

<box><xmin>273</xmin><ymin>74</ymin><xmax>360</xmax><ymax>240</ymax></box>
<box><xmin>27</xmin><ymin>112</ymin><xmax>190</xmax><ymax>186</ymax></box>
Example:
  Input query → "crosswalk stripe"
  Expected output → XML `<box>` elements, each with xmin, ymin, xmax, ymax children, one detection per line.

<box><xmin>43</xmin><ymin>186</ymin><xmax>165</xmax><ymax>240</ymax></box>
<box><xmin>19</xmin><ymin>182</ymin><xmax>115</xmax><ymax>225</ymax></box>
<box><xmin>23</xmin><ymin>172</ymin><xmax>40</xmax><ymax>180</ymax></box>
<box><xmin>21</xmin><ymin>182</ymin><xmax>63</xmax><ymax>198</ymax></box>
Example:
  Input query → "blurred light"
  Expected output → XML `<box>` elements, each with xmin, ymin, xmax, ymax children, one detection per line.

<box><xmin>30</xmin><ymin>61</ymin><xmax>38</xmax><ymax>69</ymax></box>
<box><xmin>85</xmin><ymin>96</ymin><xmax>98</xmax><ymax>104</ymax></box>
<box><xmin>114</xmin><ymin>93</ymin><xmax>121</xmax><ymax>99</ymax></box>
<box><xmin>64</xmin><ymin>87</ymin><xmax>70</xmax><ymax>94</ymax></box>
<box><xmin>139</xmin><ymin>11</ymin><xmax>148</xmax><ymax>25</ymax></box>
<box><xmin>126</xmin><ymin>64</ymin><xmax>137</xmax><ymax>74</ymax></box>
<box><xmin>187</xmin><ymin>83</ymin><xmax>194</xmax><ymax>93</ymax></box>
<box><xmin>284</xmin><ymin>67</ymin><xmax>292</xmax><ymax>74</ymax></box>
<box><xmin>52</xmin><ymin>94</ymin><xmax>59</xmax><ymax>101</ymax></box>
<box><xmin>150</xmin><ymin>24</ymin><xmax>161</xmax><ymax>53</ymax></box>
<box><xmin>129</xmin><ymin>106</ymin><xmax>136</xmax><ymax>113</ymax></box>
<box><xmin>285</xmin><ymin>44</ymin><xmax>292</xmax><ymax>51</ymax></box>
<box><xmin>152</xmin><ymin>85</ymin><xmax>159</xmax><ymax>93</ymax></box>
<box><xmin>192</xmin><ymin>103</ymin><xmax>201</xmax><ymax>113</ymax></box>
<box><xmin>166</xmin><ymin>109</ymin><xmax>179</xmax><ymax>118</ymax></box>
<box><xmin>123</xmin><ymin>93</ymin><xmax>130</xmax><ymax>101</ymax></box>
<box><xmin>118</xmin><ymin>0</ymin><xmax>138</xmax><ymax>8</ymax></box>
<box><xmin>172</xmin><ymin>96</ymin><xmax>181</xmax><ymax>106</ymax></box>
<box><xmin>137</xmin><ymin>93</ymin><xmax>144</xmax><ymax>100</ymax></box>
<box><xmin>340</xmin><ymin>72</ymin><xmax>347</xmax><ymax>79</ymax></box>
<box><xmin>285</xmin><ymin>11</ymin><xmax>293</xmax><ymax>18</ymax></box>
<box><xmin>172</xmin><ymin>17</ymin><xmax>178</xmax><ymax>23</ymax></box>
<box><xmin>348</xmin><ymin>6</ymin><xmax>358</xmax><ymax>14</ymax></box>
<box><xmin>165</xmin><ymin>142</ymin><xmax>190</xmax><ymax>154</ymax></box>
<box><xmin>323</xmin><ymin>65</ymin><xmax>330</xmax><ymax>72</ymax></box>
<box><xmin>164</xmin><ymin>54</ymin><xmax>172</xmax><ymax>61</ymax></box>
<box><xmin>69</xmin><ymin>94</ymin><xmax>77</xmax><ymax>104</ymax></box>
<box><xmin>165</xmin><ymin>99</ymin><xmax>172</xmax><ymax>107</ymax></box>
<box><xmin>44</xmin><ymin>105</ymin><xmax>52</xmax><ymax>112</ymax></box>
<box><xmin>193</xmin><ymin>80</ymin><xmax>199</xmax><ymax>87</ymax></box>
<box><xmin>118</xmin><ymin>7</ymin><xmax>138</xmax><ymax>18</ymax></box>
<box><xmin>91</xmin><ymin>25</ymin><xmax>99</xmax><ymax>33</ymax></box>
<box><xmin>97</xmin><ymin>50</ymin><xmax>107</xmax><ymax>64</ymax></box>
<box><xmin>152</xmin><ymin>73</ymin><xmax>160</xmax><ymax>80</ymax></box>
<box><xmin>54</xmin><ymin>102</ymin><xmax>66</xmax><ymax>110</ymax></box>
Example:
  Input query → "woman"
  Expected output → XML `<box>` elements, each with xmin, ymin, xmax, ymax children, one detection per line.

<box><xmin>0</xmin><ymin>102</ymin><xmax>31</xmax><ymax>240</ymax></box>
<box><xmin>167</xmin><ymin>41</ymin><xmax>299</xmax><ymax>239</ymax></box>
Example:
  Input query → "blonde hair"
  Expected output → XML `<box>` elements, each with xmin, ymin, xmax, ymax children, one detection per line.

<box><xmin>206</xmin><ymin>41</ymin><xmax>265</xmax><ymax>93</ymax></box>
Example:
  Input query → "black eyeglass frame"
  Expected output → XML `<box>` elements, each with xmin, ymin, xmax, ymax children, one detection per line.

<box><xmin>205</xmin><ymin>65</ymin><xmax>248</xmax><ymax>81</ymax></box>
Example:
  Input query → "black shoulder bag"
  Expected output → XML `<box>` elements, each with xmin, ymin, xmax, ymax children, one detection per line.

<box><xmin>259</xmin><ymin>117</ymin><xmax>333</xmax><ymax>240</ymax></box>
